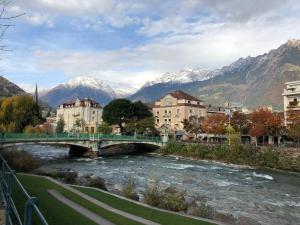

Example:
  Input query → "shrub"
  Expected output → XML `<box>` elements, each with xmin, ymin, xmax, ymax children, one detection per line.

<box><xmin>122</xmin><ymin>176</ymin><xmax>139</xmax><ymax>201</ymax></box>
<box><xmin>144</xmin><ymin>177</ymin><xmax>163</xmax><ymax>207</ymax></box>
<box><xmin>159</xmin><ymin>186</ymin><xmax>188</xmax><ymax>212</ymax></box>
<box><xmin>257</xmin><ymin>148</ymin><xmax>279</xmax><ymax>168</ymax></box>
<box><xmin>86</xmin><ymin>176</ymin><xmax>107</xmax><ymax>191</ymax></box>
<box><xmin>189</xmin><ymin>202</ymin><xmax>215</xmax><ymax>219</ymax></box>
<box><xmin>56</xmin><ymin>171</ymin><xmax>78</xmax><ymax>184</ymax></box>
<box><xmin>1</xmin><ymin>150</ymin><xmax>40</xmax><ymax>172</ymax></box>
<box><xmin>161</xmin><ymin>140</ymin><xmax>185</xmax><ymax>155</ymax></box>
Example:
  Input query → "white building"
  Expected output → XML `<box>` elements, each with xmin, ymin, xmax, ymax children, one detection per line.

<box><xmin>282</xmin><ymin>81</ymin><xmax>300</xmax><ymax>126</ymax></box>
<box><xmin>56</xmin><ymin>98</ymin><xmax>103</xmax><ymax>133</ymax></box>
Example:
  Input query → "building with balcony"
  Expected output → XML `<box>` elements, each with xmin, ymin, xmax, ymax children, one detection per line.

<box><xmin>282</xmin><ymin>81</ymin><xmax>300</xmax><ymax>126</ymax></box>
<box><xmin>152</xmin><ymin>90</ymin><xmax>207</xmax><ymax>134</ymax></box>
<box><xmin>56</xmin><ymin>98</ymin><xmax>103</xmax><ymax>133</ymax></box>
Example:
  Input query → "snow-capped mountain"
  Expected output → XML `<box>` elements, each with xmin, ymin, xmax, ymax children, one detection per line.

<box><xmin>142</xmin><ymin>67</ymin><xmax>213</xmax><ymax>88</ymax></box>
<box><xmin>65</xmin><ymin>76</ymin><xmax>116</xmax><ymax>96</ymax></box>
<box><xmin>130</xmin><ymin>40</ymin><xmax>300</xmax><ymax>109</ymax></box>
<box><xmin>40</xmin><ymin>76</ymin><xmax>135</xmax><ymax>107</ymax></box>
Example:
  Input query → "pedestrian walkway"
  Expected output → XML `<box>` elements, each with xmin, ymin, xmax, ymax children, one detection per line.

<box><xmin>44</xmin><ymin>175</ymin><xmax>160</xmax><ymax>225</ymax></box>
<box><xmin>48</xmin><ymin>189</ymin><xmax>114</xmax><ymax>225</ymax></box>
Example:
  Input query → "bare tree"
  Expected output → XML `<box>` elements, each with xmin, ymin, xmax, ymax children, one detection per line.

<box><xmin>0</xmin><ymin>0</ymin><xmax>24</xmax><ymax>51</ymax></box>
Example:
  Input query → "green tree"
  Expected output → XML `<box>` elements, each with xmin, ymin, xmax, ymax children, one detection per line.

<box><xmin>125</xmin><ymin>117</ymin><xmax>157</xmax><ymax>135</ymax></box>
<box><xmin>98</xmin><ymin>122</ymin><xmax>111</xmax><ymax>134</ymax></box>
<box><xmin>74</xmin><ymin>118</ymin><xmax>86</xmax><ymax>132</ymax></box>
<box><xmin>103</xmin><ymin>99</ymin><xmax>152</xmax><ymax>133</ymax></box>
<box><xmin>132</xmin><ymin>101</ymin><xmax>152</xmax><ymax>119</ymax></box>
<box><xmin>56</xmin><ymin>117</ymin><xmax>65</xmax><ymax>133</ymax></box>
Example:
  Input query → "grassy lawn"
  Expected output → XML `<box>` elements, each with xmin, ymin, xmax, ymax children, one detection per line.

<box><xmin>75</xmin><ymin>186</ymin><xmax>216</xmax><ymax>225</ymax></box>
<box><xmin>14</xmin><ymin>174</ymin><xmax>142</xmax><ymax>225</ymax></box>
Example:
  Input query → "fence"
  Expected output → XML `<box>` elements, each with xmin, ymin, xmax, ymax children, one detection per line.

<box><xmin>0</xmin><ymin>155</ymin><xmax>48</xmax><ymax>225</ymax></box>
<box><xmin>0</xmin><ymin>133</ymin><xmax>161</xmax><ymax>143</ymax></box>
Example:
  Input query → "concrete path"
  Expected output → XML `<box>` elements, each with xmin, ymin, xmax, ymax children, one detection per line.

<box><xmin>45</xmin><ymin>177</ymin><xmax>160</xmax><ymax>225</ymax></box>
<box><xmin>48</xmin><ymin>189</ymin><xmax>114</xmax><ymax>225</ymax></box>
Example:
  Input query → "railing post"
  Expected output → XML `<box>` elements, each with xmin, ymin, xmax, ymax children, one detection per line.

<box><xmin>5</xmin><ymin>170</ymin><xmax>15</xmax><ymax>225</ymax></box>
<box><xmin>23</xmin><ymin>197</ymin><xmax>38</xmax><ymax>225</ymax></box>
<box><xmin>0</xmin><ymin>160</ymin><xmax>4</xmax><ymax>202</ymax></box>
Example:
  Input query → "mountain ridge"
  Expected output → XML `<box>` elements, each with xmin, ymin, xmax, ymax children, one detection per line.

<box><xmin>130</xmin><ymin>40</ymin><xmax>300</xmax><ymax>110</ymax></box>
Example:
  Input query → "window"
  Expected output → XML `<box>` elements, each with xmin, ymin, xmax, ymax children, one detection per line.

<box><xmin>197</xmin><ymin>102</ymin><xmax>200</xmax><ymax>105</ymax></box>
<box><xmin>169</xmin><ymin>110</ymin><xmax>171</xmax><ymax>114</ymax></box>
<box><xmin>157</xmin><ymin>111</ymin><xmax>159</xmax><ymax>114</ymax></box>
<box><xmin>169</xmin><ymin>119</ymin><xmax>171</xmax><ymax>122</ymax></box>
<box><xmin>188</xmin><ymin>100</ymin><xmax>191</xmax><ymax>104</ymax></box>
<box><xmin>165</xmin><ymin>119</ymin><xmax>168</xmax><ymax>122</ymax></box>
<box><xmin>156</xmin><ymin>119</ymin><xmax>159</xmax><ymax>123</ymax></box>
<box><xmin>190</xmin><ymin>109</ymin><xmax>193</xmax><ymax>113</ymax></box>
<box><xmin>93</xmin><ymin>110</ymin><xmax>95</xmax><ymax>114</ymax></box>
<box><xmin>165</xmin><ymin>110</ymin><xmax>167</xmax><ymax>114</ymax></box>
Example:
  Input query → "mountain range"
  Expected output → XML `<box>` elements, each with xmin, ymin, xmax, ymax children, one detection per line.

<box><xmin>2</xmin><ymin>39</ymin><xmax>300</xmax><ymax>110</ymax></box>
<box><xmin>130</xmin><ymin>39</ymin><xmax>300</xmax><ymax>110</ymax></box>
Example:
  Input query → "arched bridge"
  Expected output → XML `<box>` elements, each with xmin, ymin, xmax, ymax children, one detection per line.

<box><xmin>0</xmin><ymin>133</ymin><xmax>164</xmax><ymax>152</ymax></box>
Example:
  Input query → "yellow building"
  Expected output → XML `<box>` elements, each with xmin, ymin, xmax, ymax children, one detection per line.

<box><xmin>56</xmin><ymin>98</ymin><xmax>102</xmax><ymax>133</ymax></box>
<box><xmin>152</xmin><ymin>90</ymin><xmax>207</xmax><ymax>134</ymax></box>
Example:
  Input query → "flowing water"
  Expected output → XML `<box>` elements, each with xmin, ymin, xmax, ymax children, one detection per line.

<box><xmin>6</xmin><ymin>144</ymin><xmax>300</xmax><ymax>225</ymax></box>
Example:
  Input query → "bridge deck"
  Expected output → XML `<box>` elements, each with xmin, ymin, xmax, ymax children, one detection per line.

<box><xmin>0</xmin><ymin>133</ymin><xmax>162</xmax><ymax>144</ymax></box>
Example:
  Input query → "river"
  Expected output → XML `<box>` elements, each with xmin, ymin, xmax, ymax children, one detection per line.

<box><xmin>6</xmin><ymin>144</ymin><xmax>300</xmax><ymax>225</ymax></box>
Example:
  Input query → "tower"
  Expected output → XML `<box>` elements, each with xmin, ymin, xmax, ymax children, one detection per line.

<box><xmin>35</xmin><ymin>82</ymin><xmax>38</xmax><ymax>104</ymax></box>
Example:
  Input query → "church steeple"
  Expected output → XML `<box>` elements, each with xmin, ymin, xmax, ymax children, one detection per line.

<box><xmin>35</xmin><ymin>82</ymin><xmax>38</xmax><ymax>104</ymax></box>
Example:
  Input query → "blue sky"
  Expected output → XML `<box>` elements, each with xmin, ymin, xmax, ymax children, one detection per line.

<box><xmin>2</xmin><ymin>0</ymin><xmax>300</xmax><ymax>92</ymax></box>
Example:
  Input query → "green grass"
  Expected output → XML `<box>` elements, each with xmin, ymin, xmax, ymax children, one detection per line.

<box><xmin>14</xmin><ymin>174</ymin><xmax>142</xmax><ymax>225</ymax></box>
<box><xmin>75</xmin><ymin>186</ymin><xmax>216</xmax><ymax>225</ymax></box>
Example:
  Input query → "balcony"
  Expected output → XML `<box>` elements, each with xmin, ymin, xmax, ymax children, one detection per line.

<box><xmin>287</xmin><ymin>101</ymin><xmax>300</xmax><ymax>108</ymax></box>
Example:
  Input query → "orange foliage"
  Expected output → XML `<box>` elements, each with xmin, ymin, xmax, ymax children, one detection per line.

<box><xmin>202</xmin><ymin>114</ymin><xmax>227</xmax><ymax>135</ymax></box>
<box><xmin>248</xmin><ymin>108</ymin><xmax>283</xmax><ymax>137</ymax></box>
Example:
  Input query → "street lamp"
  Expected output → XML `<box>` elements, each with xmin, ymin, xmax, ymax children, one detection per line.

<box><xmin>225</xmin><ymin>101</ymin><xmax>232</xmax><ymax>146</ymax></box>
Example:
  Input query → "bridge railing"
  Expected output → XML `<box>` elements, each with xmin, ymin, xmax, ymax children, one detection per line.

<box><xmin>1</xmin><ymin>133</ymin><xmax>162</xmax><ymax>143</ymax></box>
<box><xmin>0</xmin><ymin>155</ymin><xmax>48</xmax><ymax>225</ymax></box>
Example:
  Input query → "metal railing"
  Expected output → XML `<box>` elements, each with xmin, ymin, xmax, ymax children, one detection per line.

<box><xmin>0</xmin><ymin>133</ymin><xmax>162</xmax><ymax>143</ymax></box>
<box><xmin>0</xmin><ymin>155</ymin><xmax>48</xmax><ymax>225</ymax></box>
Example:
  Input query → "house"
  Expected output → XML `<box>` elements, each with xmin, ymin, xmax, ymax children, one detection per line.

<box><xmin>152</xmin><ymin>90</ymin><xmax>207</xmax><ymax>135</ymax></box>
<box><xmin>282</xmin><ymin>81</ymin><xmax>300</xmax><ymax>126</ymax></box>
<box><xmin>56</xmin><ymin>98</ymin><xmax>102</xmax><ymax>133</ymax></box>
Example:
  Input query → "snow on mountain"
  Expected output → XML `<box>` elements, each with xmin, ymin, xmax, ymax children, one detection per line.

<box><xmin>65</xmin><ymin>76</ymin><xmax>116</xmax><ymax>96</ymax></box>
<box><xmin>141</xmin><ymin>67</ymin><xmax>213</xmax><ymax>88</ymax></box>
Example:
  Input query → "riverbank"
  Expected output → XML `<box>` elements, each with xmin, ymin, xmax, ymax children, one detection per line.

<box><xmin>1</xmin><ymin>144</ymin><xmax>300</xmax><ymax>225</ymax></box>
<box><xmin>16</xmin><ymin>173</ymin><xmax>218</xmax><ymax>225</ymax></box>
<box><xmin>159</xmin><ymin>141</ymin><xmax>300</xmax><ymax>172</ymax></box>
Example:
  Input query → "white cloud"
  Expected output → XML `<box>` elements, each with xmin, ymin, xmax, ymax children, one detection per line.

<box><xmin>32</xmin><ymin>13</ymin><xmax>300</xmax><ymax>89</ymax></box>
<box><xmin>5</xmin><ymin>0</ymin><xmax>300</xmax><ymax>91</ymax></box>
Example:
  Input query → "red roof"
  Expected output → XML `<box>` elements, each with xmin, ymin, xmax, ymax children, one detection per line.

<box><xmin>169</xmin><ymin>90</ymin><xmax>202</xmax><ymax>102</ymax></box>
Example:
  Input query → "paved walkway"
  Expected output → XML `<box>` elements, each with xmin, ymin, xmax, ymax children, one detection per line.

<box><xmin>46</xmin><ymin>177</ymin><xmax>160</xmax><ymax>225</ymax></box>
<box><xmin>48</xmin><ymin>189</ymin><xmax>114</xmax><ymax>225</ymax></box>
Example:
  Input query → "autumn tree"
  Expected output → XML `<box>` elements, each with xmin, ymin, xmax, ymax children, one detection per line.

<box><xmin>248</xmin><ymin>108</ymin><xmax>283</xmax><ymax>145</ymax></box>
<box><xmin>0</xmin><ymin>95</ymin><xmax>41</xmax><ymax>132</ymax></box>
<box><xmin>202</xmin><ymin>114</ymin><xmax>227</xmax><ymax>135</ymax></box>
